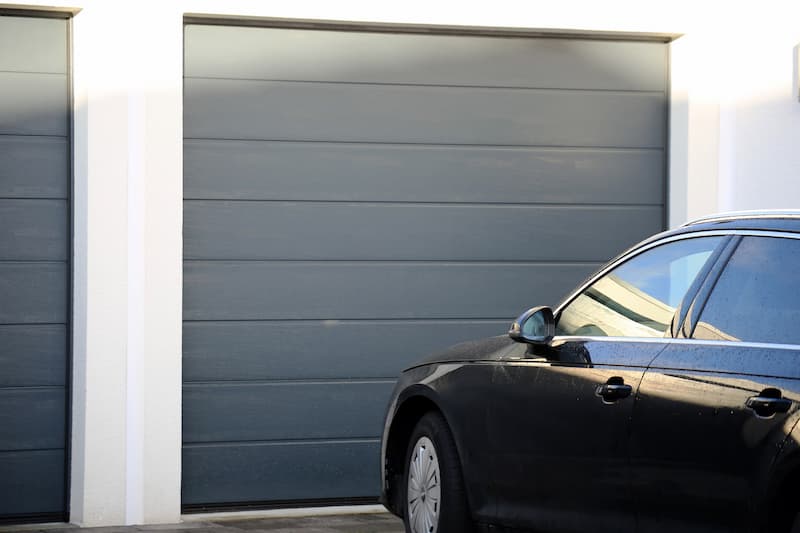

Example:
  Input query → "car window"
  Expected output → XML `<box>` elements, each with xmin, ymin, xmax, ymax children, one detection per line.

<box><xmin>556</xmin><ymin>236</ymin><xmax>723</xmax><ymax>338</ymax></box>
<box><xmin>693</xmin><ymin>236</ymin><xmax>800</xmax><ymax>344</ymax></box>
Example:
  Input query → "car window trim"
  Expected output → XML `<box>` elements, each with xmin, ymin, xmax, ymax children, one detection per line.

<box><xmin>660</xmin><ymin>337</ymin><xmax>800</xmax><ymax>351</ymax></box>
<box><xmin>676</xmin><ymin>236</ymin><xmax>742</xmax><ymax>338</ymax></box>
<box><xmin>669</xmin><ymin>235</ymin><xmax>735</xmax><ymax>338</ymax></box>
<box><xmin>549</xmin><ymin>335</ymin><xmax>677</xmax><ymax>344</ymax></box>
<box><xmin>546</xmin><ymin>335</ymin><xmax>800</xmax><ymax>351</ymax></box>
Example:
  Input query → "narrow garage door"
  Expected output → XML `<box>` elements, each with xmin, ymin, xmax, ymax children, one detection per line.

<box><xmin>182</xmin><ymin>23</ymin><xmax>667</xmax><ymax>508</ymax></box>
<box><xmin>0</xmin><ymin>14</ymin><xmax>70</xmax><ymax>523</ymax></box>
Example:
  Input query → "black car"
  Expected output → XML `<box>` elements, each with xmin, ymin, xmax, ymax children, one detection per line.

<box><xmin>380</xmin><ymin>211</ymin><xmax>800</xmax><ymax>533</ymax></box>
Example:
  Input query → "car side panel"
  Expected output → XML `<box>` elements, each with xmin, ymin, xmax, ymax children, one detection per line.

<box><xmin>762</xmin><ymin>420</ymin><xmax>800</xmax><ymax>531</ymax></box>
<box><xmin>487</xmin><ymin>338</ymin><xmax>666</xmax><ymax>532</ymax></box>
<box><xmin>631</xmin><ymin>342</ymin><xmax>800</xmax><ymax>533</ymax></box>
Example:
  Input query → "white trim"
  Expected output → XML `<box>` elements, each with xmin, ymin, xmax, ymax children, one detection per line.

<box><xmin>137</xmin><ymin>3</ymin><xmax>184</xmax><ymax>525</ymax></box>
<box><xmin>125</xmin><ymin>69</ymin><xmax>146</xmax><ymax>528</ymax></box>
<box><xmin>794</xmin><ymin>43</ymin><xmax>800</xmax><ymax>102</ymax></box>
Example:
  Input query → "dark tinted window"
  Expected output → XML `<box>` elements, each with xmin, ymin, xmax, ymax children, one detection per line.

<box><xmin>693</xmin><ymin>236</ymin><xmax>800</xmax><ymax>344</ymax></box>
<box><xmin>557</xmin><ymin>237</ymin><xmax>722</xmax><ymax>337</ymax></box>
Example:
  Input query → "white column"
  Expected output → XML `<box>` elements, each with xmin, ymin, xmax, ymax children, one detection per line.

<box><xmin>70</xmin><ymin>1</ymin><xmax>183</xmax><ymax>525</ymax></box>
<box><xmin>139</xmin><ymin>4</ymin><xmax>184</xmax><ymax>525</ymax></box>
<box><xmin>668</xmin><ymin>32</ymin><xmax>723</xmax><ymax>227</ymax></box>
<box><xmin>71</xmin><ymin>2</ymin><xmax>129</xmax><ymax>525</ymax></box>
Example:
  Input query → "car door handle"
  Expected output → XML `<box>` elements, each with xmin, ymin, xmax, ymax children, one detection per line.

<box><xmin>746</xmin><ymin>390</ymin><xmax>792</xmax><ymax>418</ymax></box>
<box><xmin>596</xmin><ymin>377</ymin><xmax>633</xmax><ymax>403</ymax></box>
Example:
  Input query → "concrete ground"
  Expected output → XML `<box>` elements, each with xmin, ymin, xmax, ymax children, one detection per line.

<box><xmin>0</xmin><ymin>512</ymin><xmax>404</xmax><ymax>533</ymax></box>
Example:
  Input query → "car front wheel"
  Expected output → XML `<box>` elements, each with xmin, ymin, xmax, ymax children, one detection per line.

<box><xmin>403</xmin><ymin>411</ymin><xmax>472</xmax><ymax>533</ymax></box>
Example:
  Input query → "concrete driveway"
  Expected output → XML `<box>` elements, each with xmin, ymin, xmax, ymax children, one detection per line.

<box><xmin>186</xmin><ymin>513</ymin><xmax>404</xmax><ymax>533</ymax></box>
<box><xmin>0</xmin><ymin>512</ymin><xmax>403</xmax><ymax>533</ymax></box>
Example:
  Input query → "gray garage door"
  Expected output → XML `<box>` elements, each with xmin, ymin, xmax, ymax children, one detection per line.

<box><xmin>182</xmin><ymin>23</ymin><xmax>667</xmax><ymax>508</ymax></box>
<box><xmin>0</xmin><ymin>14</ymin><xmax>70</xmax><ymax>523</ymax></box>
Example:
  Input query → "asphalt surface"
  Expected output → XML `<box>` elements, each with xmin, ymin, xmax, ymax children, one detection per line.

<box><xmin>0</xmin><ymin>513</ymin><xmax>404</xmax><ymax>533</ymax></box>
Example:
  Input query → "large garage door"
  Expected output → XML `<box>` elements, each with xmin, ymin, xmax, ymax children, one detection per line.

<box><xmin>182</xmin><ymin>23</ymin><xmax>667</xmax><ymax>508</ymax></box>
<box><xmin>0</xmin><ymin>14</ymin><xmax>70</xmax><ymax>523</ymax></box>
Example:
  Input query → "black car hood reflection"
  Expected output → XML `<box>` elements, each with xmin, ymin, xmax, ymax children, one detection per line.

<box><xmin>406</xmin><ymin>334</ymin><xmax>525</xmax><ymax>370</ymax></box>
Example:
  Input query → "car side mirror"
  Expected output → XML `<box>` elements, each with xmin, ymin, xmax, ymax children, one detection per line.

<box><xmin>508</xmin><ymin>306</ymin><xmax>555</xmax><ymax>345</ymax></box>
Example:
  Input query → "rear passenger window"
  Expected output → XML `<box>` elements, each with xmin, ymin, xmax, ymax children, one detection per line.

<box><xmin>693</xmin><ymin>236</ymin><xmax>800</xmax><ymax>345</ymax></box>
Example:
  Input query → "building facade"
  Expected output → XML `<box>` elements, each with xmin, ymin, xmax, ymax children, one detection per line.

<box><xmin>0</xmin><ymin>0</ymin><xmax>798</xmax><ymax>526</ymax></box>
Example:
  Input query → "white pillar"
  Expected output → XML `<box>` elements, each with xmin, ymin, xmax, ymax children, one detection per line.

<box><xmin>668</xmin><ymin>32</ymin><xmax>723</xmax><ymax>227</ymax></box>
<box><xmin>71</xmin><ymin>3</ymin><xmax>129</xmax><ymax>524</ymax></box>
<box><xmin>138</xmin><ymin>5</ymin><xmax>184</xmax><ymax>525</ymax></box>
<box><xmin>70</xmin><ymin>1</ymin><xmax>183</xmax><ymax>525</ymax></box>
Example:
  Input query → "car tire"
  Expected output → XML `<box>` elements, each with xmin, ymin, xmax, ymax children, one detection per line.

<box><xmin>402</xmin><ymin>411</ymin><xmax>472</xmax><ymax>533</ymax></box>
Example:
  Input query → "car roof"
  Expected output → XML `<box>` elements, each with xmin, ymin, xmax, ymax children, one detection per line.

<box><xmin>617</xmin><ymin>210</ymin><xmax>800</xmax><ymax>262</ymax></box>
<box><xmin>676</xmin><ymin>210</ymin><xmax>800</xmax><ymax>236</ymax></box>
<box><xmin>682</xmin><ymin>210</ymin><xmax>800</xmax><ymax>228</ymax></box>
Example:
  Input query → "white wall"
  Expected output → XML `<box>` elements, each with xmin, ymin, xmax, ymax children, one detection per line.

<box><xmin>5</xmin><ymin>0</ymin><xmax>800</xmax><ymax>526</ymax></box>
<box><xmin>716</xmin><ymin>7</ymin><xmax>800</xmax><ymax>212</ymax></box>
<box><xmin>670</xmin><ymin>1</ymin><xmax>800</xmax><ymax>221</ymax></box>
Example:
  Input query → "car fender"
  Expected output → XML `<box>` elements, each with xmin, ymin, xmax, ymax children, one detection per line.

<box><xmin>381</xmin><ymin>362</ymin><xmax>491</xmax><ymax>520</ymax></box>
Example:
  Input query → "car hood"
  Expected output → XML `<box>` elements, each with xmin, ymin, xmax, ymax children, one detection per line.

<box><xmin>406</xmin><ymin>334</ymin><xmax>525</xmax><ymax>370</ymax></box>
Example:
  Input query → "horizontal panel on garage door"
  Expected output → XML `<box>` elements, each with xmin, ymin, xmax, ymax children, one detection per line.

<box><xmin>183</xmin><ymin>22</ymin><xmax>667</xmax><ymax>509</ymax></box>
<box><xmin>0</xmin><ymin>325</ymin><xmax>67</xmax><ymax>386</ymax></box>
<box><xmin>0</xmin><ymin>72</ymin><xmax>68</xmax><ymax>136</ymax></box>
<box><xmin>183</xmin><ymin>440</ymin><xmax>380</xmax><ymax>506</ymax></box>
<box><xmin>0</xmin><ymin>14</ymin><xmax>70</xmax><ymax>523</ymax></box>
<box><xmin>0</xmin><ymin>16</ymin><xmax>67</xmax><ymax>73</ymax></box>
<box><xmin>184</xmin><ymin>381</ymin><xmax>393</xmax><ymax>443</ymax></box>
<box><xmin>185</xmin><ymin>79</ymin><xmax>664</xmax><ymax>148</ymax></box>
<box><xmin>184</xmin><ymin>262</ymin><xmax>600</xmax><ymax>321</ymax></box>
<box><xmin>185</xmin><ymin>202</ymin><xmax>662</xmax><ymax>261</ymax></box>
<box><xmin>0</xmin><ymin>450</ymin><xmax>66</xmax><ymax>516</ymax></box>
<box><xmin>185</xmin><ymin>141</ymin><xmax>663</xmax><ymax>204</ymax></box>
<box><xmin>185</xmin><ymin>25</ymin><xmax>666</xmax><ymax>91</ymax></box>
<box><xmin>184</xmin><ymin>320</ymin><xmax>507</xmax><ymax>382</ymax></box>
<box><xmin>0</xmin><ymin>137</ymin><xmax>69</xmax><ymax>198</ymax></box>
<box><xmin>0</xmin><ymin>263</ymin><xmax>68</xmax><ymax>324</ymax></box>
<box><xmin>0</xmin><ymin>200</ymin><xmax>68</xmax><ymax>260</ymax></box>
<box><xmin>0</xmin><ymin>388</ymin><xmax>66</xmax><ymax>450</ymax></box>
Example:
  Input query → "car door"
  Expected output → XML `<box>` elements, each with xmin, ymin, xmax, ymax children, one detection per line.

<box><xmin>488</xmin><ymin>235</ymin><xmax>726</xmax><ymax>533</ymax></box>
<box><xmin>631</xmin><ymin>235</ymin><xmax>800</xmax><ymax>533</ymax></box>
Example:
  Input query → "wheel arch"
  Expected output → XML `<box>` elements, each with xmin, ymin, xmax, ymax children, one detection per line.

<box><xmin>383</xmin><ymin>388</ymin><xmax>465</xmax><ymax>517</ymax></box>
